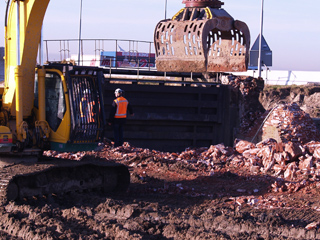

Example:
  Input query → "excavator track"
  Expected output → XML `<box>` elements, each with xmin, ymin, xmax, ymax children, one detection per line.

<box><xmin>0</xmin><ymin>157</ymin><xmax>130</xmax><ymax>205</ymax></box>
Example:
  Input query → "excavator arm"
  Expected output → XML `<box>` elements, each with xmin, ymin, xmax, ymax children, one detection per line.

<box><xmin>4</xmin><ymin>0</ymin><xmax>50</xmax><ymax>144</ymax></box>
<box><xmin>4</xmin><ymin>0</ymin><xmax>50</xmax><ymax>116</ymax></box>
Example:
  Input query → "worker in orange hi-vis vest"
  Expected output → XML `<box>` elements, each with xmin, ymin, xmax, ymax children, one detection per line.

<box><xmin>80</xmin><ymin>89</ymin><xmax>96</xmax><ymax>123</ymax></box>
<box><xmin>108</xmin><ymin>88</ymin><xmax>134</xmax><ymax>147</ymax></box>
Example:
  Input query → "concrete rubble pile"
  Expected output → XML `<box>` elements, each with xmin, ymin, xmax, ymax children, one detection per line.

<box><xmin>233</xmin><ymin>139</ymin><xmax>320</xmax><ymax>191</ymax></box>
<box><xmin>262</xmin><ymin>102</ymin><xmax>320</xmax><ymax>144</ymax></box>
<box><xmin>44</xmin><ymin>138</ymin><xmax>320</xmax><ymax>195</ymax></box>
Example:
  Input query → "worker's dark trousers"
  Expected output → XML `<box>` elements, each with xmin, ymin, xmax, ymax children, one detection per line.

<box><xmin>112</xmin><ymin>118</ymin><xmax>126</xmax><ymax>147</ymax></box>
<box><xmin>113</xmin><ymin>123</ymin><xmax>124</xmax><ymax>147</ymax></box>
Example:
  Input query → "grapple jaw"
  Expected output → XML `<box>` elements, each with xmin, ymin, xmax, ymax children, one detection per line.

<box><xmin>154</xmin><ymin>1</ymin><xmax>250</xmax><ymax>73</ymax></box>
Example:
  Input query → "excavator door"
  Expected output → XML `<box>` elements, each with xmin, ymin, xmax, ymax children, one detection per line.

<box><xmin>67</xmin><ymin>67</ymin><xmax>106</xmax><ymax>145</ymax></box>
<box><xmin>154</xmin><ymin>0</ymin><xmax>250</xmax><ymax>73</ymax></box>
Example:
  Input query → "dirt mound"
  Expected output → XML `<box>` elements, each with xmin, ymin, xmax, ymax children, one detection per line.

<box><xmin>260</xmin><ymin>85</ymin><xmax>320</xmax><ymax>118</ymax></box>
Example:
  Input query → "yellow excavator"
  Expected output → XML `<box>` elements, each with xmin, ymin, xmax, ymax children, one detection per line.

<box><xmin>0</xmin><ymin>0</ymin><xmax>130</xmax><ymax>204</ymax></box>
<box><xmin>0</xmin><ymin>0</ymin><xmax>250</xmax><ymax>203</ymax></box>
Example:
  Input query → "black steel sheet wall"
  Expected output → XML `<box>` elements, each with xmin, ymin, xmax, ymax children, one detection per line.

<box><xmin>104</xmin><ymin>81</ymin><xmax>238</xmax><ymax>152</ymax></box>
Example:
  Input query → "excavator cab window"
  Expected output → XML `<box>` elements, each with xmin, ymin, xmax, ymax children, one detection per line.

<box><xmin>34</xmin><ymin>72</ymin><xmax>66</xmax><ymax>132</ymax></box>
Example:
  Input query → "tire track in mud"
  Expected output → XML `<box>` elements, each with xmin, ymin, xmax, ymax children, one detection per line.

<box><xmin>200</xmin><ymin>211</ymin><xmax>320</xmax><ymax>240</ymax></box>
<box><xmin>0</xmin><ymin>193</ymin><xmax>320</xmax><ymax>239</ymax></box>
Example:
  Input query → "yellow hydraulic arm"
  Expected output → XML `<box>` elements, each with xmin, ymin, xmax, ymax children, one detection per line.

<box><xmin>4</xmin><ymin>0</ymin><xmax>50</xmax><ymax>142</ymax></box>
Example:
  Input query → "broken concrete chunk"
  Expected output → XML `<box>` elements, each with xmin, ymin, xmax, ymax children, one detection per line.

<box><xmin>235</xmin><ymin>139</ymin><xmax>256</xmax><ymax>154</ymax></box>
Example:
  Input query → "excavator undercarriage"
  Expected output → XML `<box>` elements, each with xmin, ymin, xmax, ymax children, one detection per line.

<box><xmin>154</xmin><ymin>0</ymin><xmax>250</xmax><ymax>73</ymax></box>
<box><xmin>0</xmin><ymin>156</ymin><xmax>130</xmax><ymax>204</ymax></box>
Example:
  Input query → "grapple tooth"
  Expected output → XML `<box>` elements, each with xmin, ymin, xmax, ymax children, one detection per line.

<box><xmin>154</xmin><ymin>5</ymin><xmax>250</xmax><ymax>73</ymax></box>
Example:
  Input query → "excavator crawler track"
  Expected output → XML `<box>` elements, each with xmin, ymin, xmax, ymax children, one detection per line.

<box><xmin>0</xmin><ymin>157</ymin><xmax>130</xmax><ymax>205</ymax></box>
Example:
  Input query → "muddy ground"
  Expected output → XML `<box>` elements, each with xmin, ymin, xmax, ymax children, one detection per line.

<box><xmin>0</xmin><ymin>142</ymin><xmax>320</xmax><ymax>240</ymax></box>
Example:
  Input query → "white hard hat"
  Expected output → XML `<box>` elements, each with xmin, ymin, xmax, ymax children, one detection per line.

<box><xmin>115</xmin><ymin>88</ymin><xmax>123</xmax><ymax>95</ymax></box>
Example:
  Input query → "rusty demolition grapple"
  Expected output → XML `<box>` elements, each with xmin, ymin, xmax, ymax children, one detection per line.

<box><xmin>154</xmin><ymin>0</ymin><xmax>250</xmax><ymax>73</ymax></box>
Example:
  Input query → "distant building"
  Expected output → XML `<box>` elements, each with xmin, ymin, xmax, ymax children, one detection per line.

<box><xmin>70</xmin><ymin>51</ymin><xmax>156</xmax><ymax>69</ymax></box>
<box><xmin>0</xmin><ymin>47</ymin><xmax>4</xmax><ymax>81</ymax></box>
<box><xmin>100</xmin><ymin>51</ymin><xmax>155</xmax><ymax>68</ymax></box>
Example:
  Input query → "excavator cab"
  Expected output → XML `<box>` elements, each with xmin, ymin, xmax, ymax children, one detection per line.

<box><xmin>33</xmin><ymin>65</ymin><xmax>106</xmax><ymax>152</ymax></box>
<box><xmin>154</xmin><ymin>0</ymin><xmax>250</xmax><ymax>73</ymax></box>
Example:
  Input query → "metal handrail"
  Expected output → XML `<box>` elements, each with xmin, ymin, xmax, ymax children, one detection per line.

<box><xmin>42</xmin><ymin>38</ymin><xmax>155</xmax><ymax>69</ymax></box>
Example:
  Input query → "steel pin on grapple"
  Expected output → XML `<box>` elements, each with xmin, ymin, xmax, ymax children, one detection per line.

<box><xmin>154</xmin><ymin>0</ymin><xmax>250</xmax><ymax>73</ymax></box>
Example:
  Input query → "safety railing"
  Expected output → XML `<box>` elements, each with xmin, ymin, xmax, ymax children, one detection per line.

<box><xmin>42</xmin><ymin>38</ymin><xmax>156</xmax><ymax>71</ymax></box>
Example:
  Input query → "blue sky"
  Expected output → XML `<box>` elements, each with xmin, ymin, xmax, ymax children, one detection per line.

<box><xmin>1</xmin><ymin>0</ymin><xmax>319</xmax><ymax>71</ymax></box>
